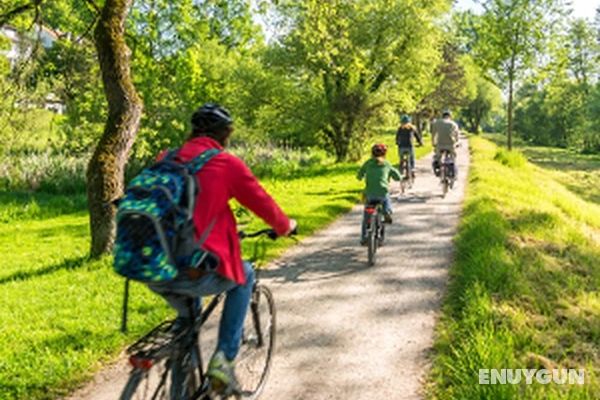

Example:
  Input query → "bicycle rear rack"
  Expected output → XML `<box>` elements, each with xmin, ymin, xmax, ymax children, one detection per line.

<box><xmin>126</xmin><ymin>319</ymin><xmax>182</xmax><ymax>361</ymax></box>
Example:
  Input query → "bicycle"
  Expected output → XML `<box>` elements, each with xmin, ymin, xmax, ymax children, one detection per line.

<box><xmin>398</xmin><ymin>150</ymin><xmax>414</xmax><ymax>195</ymax></box>
<box><xmin>364</xmin><ymin>200</ymin><xmax>385</xmax><ymax>266</ymax></box>
<box><xmin>439</xmin><ymin>150</ymin><xmax>456</xmax><ymax>198</ymax></box>
<box><xmin>119</xmin><ymin>228</ymin><xmax>286</xmax><ymax>400</ymax></box>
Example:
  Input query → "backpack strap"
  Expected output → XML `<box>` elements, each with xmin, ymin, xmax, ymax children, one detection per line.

<box><xmin>186</xmin><ymin>148</ymin><xmax>222</xmax><ymax>174</ymax></box>
<box><xmin>185</xmin><ymin>148</ymin><xmax>222</xmax><ymax>247</ymax></box>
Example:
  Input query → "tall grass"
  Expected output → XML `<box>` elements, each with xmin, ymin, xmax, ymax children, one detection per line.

<box><xmin>428</xmin><ymin>137</ymin><xmax>599</xmax><ymax>399</ymax></box>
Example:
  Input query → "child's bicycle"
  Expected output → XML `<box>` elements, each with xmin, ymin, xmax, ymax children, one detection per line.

<box><xmin>364</xmin><ymin>200</ymin><xmax>385</xmax><ymax>266</ymax></box>
<box><xmin>119</xmin><ymin>228</ymin><xmax>292</xmax><ymax>400</ymax></box>
<box><xmin>398</xmin><ymin>151</ymin><xmax>414</xmax><ymax>195</ymax></box>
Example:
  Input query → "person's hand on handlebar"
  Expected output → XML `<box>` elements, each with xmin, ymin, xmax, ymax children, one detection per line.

<box><xmin>286</xmin><ymin>219</ymin><xmax>298</xmax><ymax>236</ymax></box>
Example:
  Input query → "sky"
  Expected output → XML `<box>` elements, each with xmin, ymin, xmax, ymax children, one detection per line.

<box><xmin>454</xmin><ymin>0</ymin><xmax>599</xmax><ymax>20</ymax></box>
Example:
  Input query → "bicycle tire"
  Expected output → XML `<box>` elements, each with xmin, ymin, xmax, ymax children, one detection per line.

<box><xmin>235</xmin><ymin>284</ymin><xmax>276</xmax><ymax>399</ymax></box>
<box><xmin>441</xmin><ymin>165</ymin><xmax>448</xmax><ymax>198</ymax></box>
<box><xmin>119</xmin><ymin>340</ymin><xmax>201</xmax><ymax>400</ymax></box>
<box><xmin>119</xmin><ymin>358</ymin><xmax>171</xmax><ymax>400</ymax></box>
<box><xmin>367</xmin><ymin>216</ymin><xmax>377</xmax><ymax>266</ymax></box>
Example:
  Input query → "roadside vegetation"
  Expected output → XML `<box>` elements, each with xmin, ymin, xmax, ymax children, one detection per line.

<box><xmin>429</xmin><ymin>136</ymin><xmax>599</xmax><ymax>399</ymax></box>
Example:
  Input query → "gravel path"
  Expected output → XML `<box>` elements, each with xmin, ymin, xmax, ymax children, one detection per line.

<box><xmin>66</xmin><ymin>138</ymin><xmax>469</xmax><ymax>400</ymax></box>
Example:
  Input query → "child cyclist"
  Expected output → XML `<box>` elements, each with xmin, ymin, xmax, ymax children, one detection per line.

<box><xmin>357</xmin><ymin>143</ymin><xmax>401</xmax><ymax>245</ymax></box>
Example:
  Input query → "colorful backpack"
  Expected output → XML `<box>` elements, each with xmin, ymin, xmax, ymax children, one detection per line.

<box><xmin>113</xmin><ymin>148</ymin><xmax>220</xmax><ymax>282</ymax></box>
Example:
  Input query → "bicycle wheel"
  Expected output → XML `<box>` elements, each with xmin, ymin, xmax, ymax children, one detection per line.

<box><xmin>367</xmin><ymin>216</ymin><xmax>377</xmax><ymax>266</ymax></box>
<box><xmin>236</xmin><ymin>284</ymin><xmax>276</xmax><ymax>399</ymax></box>
<box><xmin>441</xmin><ymin>166</ymin><xmax>448</xmax><ymax>198</ymax></box>
<box><xmin>120</xmin><ymin>337</ymin><xmax>201</xmax><ymax>400</ymax></box>
<box><xmin>119</xmin><ymin>358</ymin><xmax>171</xmax><ymax>400</ymax></box>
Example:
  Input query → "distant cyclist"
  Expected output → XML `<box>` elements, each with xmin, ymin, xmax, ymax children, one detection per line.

<box><xmin>357</xmin><ymin>144</ymin><xmax>401</xmax><ymax>245</ymax></box>
<box><xmin>431</xmin><ymin>110</ymin><xmax>460</xmax><ymax>176</ymax></box>
<box><xmin>395</xmin><ymin>114</ymin><xmax>423</xmax><ymax>178</ymax></box>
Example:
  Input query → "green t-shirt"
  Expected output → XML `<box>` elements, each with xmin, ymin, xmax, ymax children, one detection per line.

<box><xmin>357</xmin><ymin>158</ymin><xmax>401</xmax><ymax>198</ymax></box>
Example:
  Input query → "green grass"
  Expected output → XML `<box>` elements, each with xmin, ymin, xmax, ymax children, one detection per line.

<box><xmin>0</xmin><ymin>131</ymin><xmax>431</xmax><ymax>400</ymax></box>
<box><xmin>484</xmin><ymin>133</ymin><xmax>600</xmax><ymax>205</ymax></box>
<box><xmin>428</xmin><ymin>136</ymin><xmax>599</xmax><ymax>399</ymax></box>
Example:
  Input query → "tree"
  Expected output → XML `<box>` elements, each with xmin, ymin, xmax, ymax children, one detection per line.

<box><xmin>270</xmin><ymin>0</ymin><xmax>448</xmax><ymax>161</ymax></box>
<box><xmin>473</xmin><ymin>0</ymin><xmax>561</xmax><ymax>150</ymax></box>
<box><xmin>566</xmin><ymin>18</ymin><xmax>599</xmax><ymax>91</ymax></box>
<box><xmin>462</xmin><ymin>74</ymin><xmax>502</xmax><ymax>133</ymax></box>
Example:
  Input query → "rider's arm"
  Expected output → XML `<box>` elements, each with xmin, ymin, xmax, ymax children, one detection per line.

<box><xmin>229</xmin><ymin>156</ymin><xmax>293</xmax><ymax>236</ymax></box>
<box><xmin>388</xmin><ymin>162</ymin><xmax>402</xmax><ymax>182</ymax></box>
<box><xmin>357</xmin><ymin>161</ymin><xmax>368</xmax><ymax>180</ymax></box>
<box><xmin>414</xmin><ymin>127</ymin><xmax>423</xmax><ymax>146</ymax></box>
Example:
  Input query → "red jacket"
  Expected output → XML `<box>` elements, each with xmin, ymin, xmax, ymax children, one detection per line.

<box><xmin>173</xmin><ymin>137</ymin><xmax>290</xmax><ymax>284</ymax></box>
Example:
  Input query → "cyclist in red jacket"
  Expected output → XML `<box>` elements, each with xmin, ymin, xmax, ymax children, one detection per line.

<box><xmin>148</xmin><ymin>103</ymin><xmax>296</xmax><ymax>395</ymax></box>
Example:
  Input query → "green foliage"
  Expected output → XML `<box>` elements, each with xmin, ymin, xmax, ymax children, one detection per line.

<box><xmin>470</xmin><ymin>0</ymin><xmax>564</xmax><ymax>148</ymax></box>
<box><xmin>269</xmin><ymin>0</ymin><xmax>449</xmax><ymax>161</ymax></box>
<box><xmin>493</xmin><ymin>147</ymin><xmax>526</xmax><ymax>168</ymax></box>
<box><xmin>461</xmin><ymin>71</ymin><xmax>503</xmax><ymax>133</ymax></box>
<box><xmin>513</xmin><ymin>16</ymin><xmax>600</xmax><ymax>154</ymax></box>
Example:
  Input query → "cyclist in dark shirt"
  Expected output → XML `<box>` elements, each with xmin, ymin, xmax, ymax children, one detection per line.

<box><xmin>395</xmin><ymin>115</ymin><xmax>423</xmax><ymax>178</ymax></box>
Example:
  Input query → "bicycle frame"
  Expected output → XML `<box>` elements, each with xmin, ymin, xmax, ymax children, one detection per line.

<box><xmin>365</xmin><ymin>202</ymin><xmax>385</xmax><ymax>265</ymax></box>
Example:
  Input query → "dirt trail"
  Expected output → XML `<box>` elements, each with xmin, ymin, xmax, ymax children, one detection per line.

<box><xmin>66</xmin><ymin>139</ymin><xmax>469</xmax><ymax>400</ymax></box>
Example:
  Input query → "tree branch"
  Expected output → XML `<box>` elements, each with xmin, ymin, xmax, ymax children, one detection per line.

<box><xmin>0</xmin><ymin>0</ymin><xmax>44</xmax><ymax>27</ymax></box>
<box><xmin>83</xmin><ymin>0</ymin><xmax>101</xmax><ymax>15</ymax></box>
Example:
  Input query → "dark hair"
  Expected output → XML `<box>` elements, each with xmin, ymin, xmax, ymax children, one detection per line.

<box><xmin>190</xmin><ymin>103</ymin><xmax>233</xmax><ymax>142</ymax></box>
<box><xmin>442</xmin><ymin>110</ymin><xmax>452</xmax><ymax>118</ymax></box>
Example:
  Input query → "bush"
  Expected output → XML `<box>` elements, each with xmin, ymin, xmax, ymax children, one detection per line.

<box><xmin>0</xmin><ymin>150</ymin><xmax>88</xmax><ymax>194</ymax></box>
<box><xmin>493</xmin><ymin>148</ymin><xmax>526</xmax><ymax>168</ymax></box>
<box><xmin>230</xmin><ymin>142</ymin><xmax>328</xmax><ymax>179</ymax></box>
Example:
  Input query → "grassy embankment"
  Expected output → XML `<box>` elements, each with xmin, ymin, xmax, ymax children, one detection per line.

<box><xmin>0</xmin><ymin>131</ymin><xmax>431</xmax><ymax>400</ymax></box>
<box><xmin>429</xmin><ymin>136</ymin><xmax>599</xmax><ymax>399</ymax></box>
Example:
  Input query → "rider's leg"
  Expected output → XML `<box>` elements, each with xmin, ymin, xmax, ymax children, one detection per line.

<box><xmin>216</xmin><ymin>261</ymin><xmax>255</xmax><ymax>361</ymax></box>
<box><xmin>409</xmin><ymin>147</ymin><xmax>416</xmax><ymax>176</ymax></box>
<box><xmin>433</xmin><ymin>148</ymin><xmax>441</xmax><ymax>175</ymax></box>
<box><xmin>382</xmin><ymin>196</ymin><xmax>393</xmax><ymax>223</ymax></box>
<box><xmin>148</xmin><ymin>271</ymin><xmax>236</xmax><ymax>319</ymax></box>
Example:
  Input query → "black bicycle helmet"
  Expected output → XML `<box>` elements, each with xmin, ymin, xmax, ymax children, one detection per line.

<box><xmin>191</xmin><ymin>103</ymin><xmax>233</xmax><ymax>134</ymax></box>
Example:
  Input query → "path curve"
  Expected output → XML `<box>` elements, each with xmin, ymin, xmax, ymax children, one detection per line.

<box><xmin>66</xmin><ymin>138</ymin><xmax>470</xmax><ymax>400</ymax></box>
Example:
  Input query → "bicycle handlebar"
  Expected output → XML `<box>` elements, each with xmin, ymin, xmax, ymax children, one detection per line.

<box><xmin>238</xmin><ymin>227</ymin><xmax>298</xmax><ymax>240</ymax></box>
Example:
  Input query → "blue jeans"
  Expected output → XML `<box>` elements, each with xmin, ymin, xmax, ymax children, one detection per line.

<box><xmin>148</xmin><ymin>262</ymin><xmax>255</xmax><ymax>361</ymax></box>
<box><xmin>398</xmin><ymin>147</ymin><xmax>415</xmax><ymax>171</ymax></box>
<box><xmin>361</xmin><ymin>195</ymin><xmax>392</xmax><ymax>240</ymax></box>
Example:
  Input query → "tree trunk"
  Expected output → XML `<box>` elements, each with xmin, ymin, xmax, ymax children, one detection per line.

<box><xmin>507</xmin><ymin>77</ymin><xmax>514</xmax><ymax>150</ymax></box>
<box><xmin>87</xmin><ymin>0</ymin><xmax>143</xmax><ymax>258</ymax></box>
<box><xmin>507</xmin><ymin>55</ymin><xmax>516</xmax><ymax>151</ymax></box>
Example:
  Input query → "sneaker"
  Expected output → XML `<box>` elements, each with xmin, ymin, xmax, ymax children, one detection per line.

<box><xmin>383</xmin><ymin>214</ymin><xmax>392</xmax><ymax>224</ymax></box>
<box><xmin>360</xmin><ymin>238</ymin><xmax>367</xmax><ymax>246</ymax></box>
<box><xmin>411</xmin><ymin>171</ymin><xmax>416</xmax><ymax>179</ymax></box>
<box><xmin>207</xmin><ymin>351</ymin><xmax>240</xmax><ymax>396</ymax></box>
